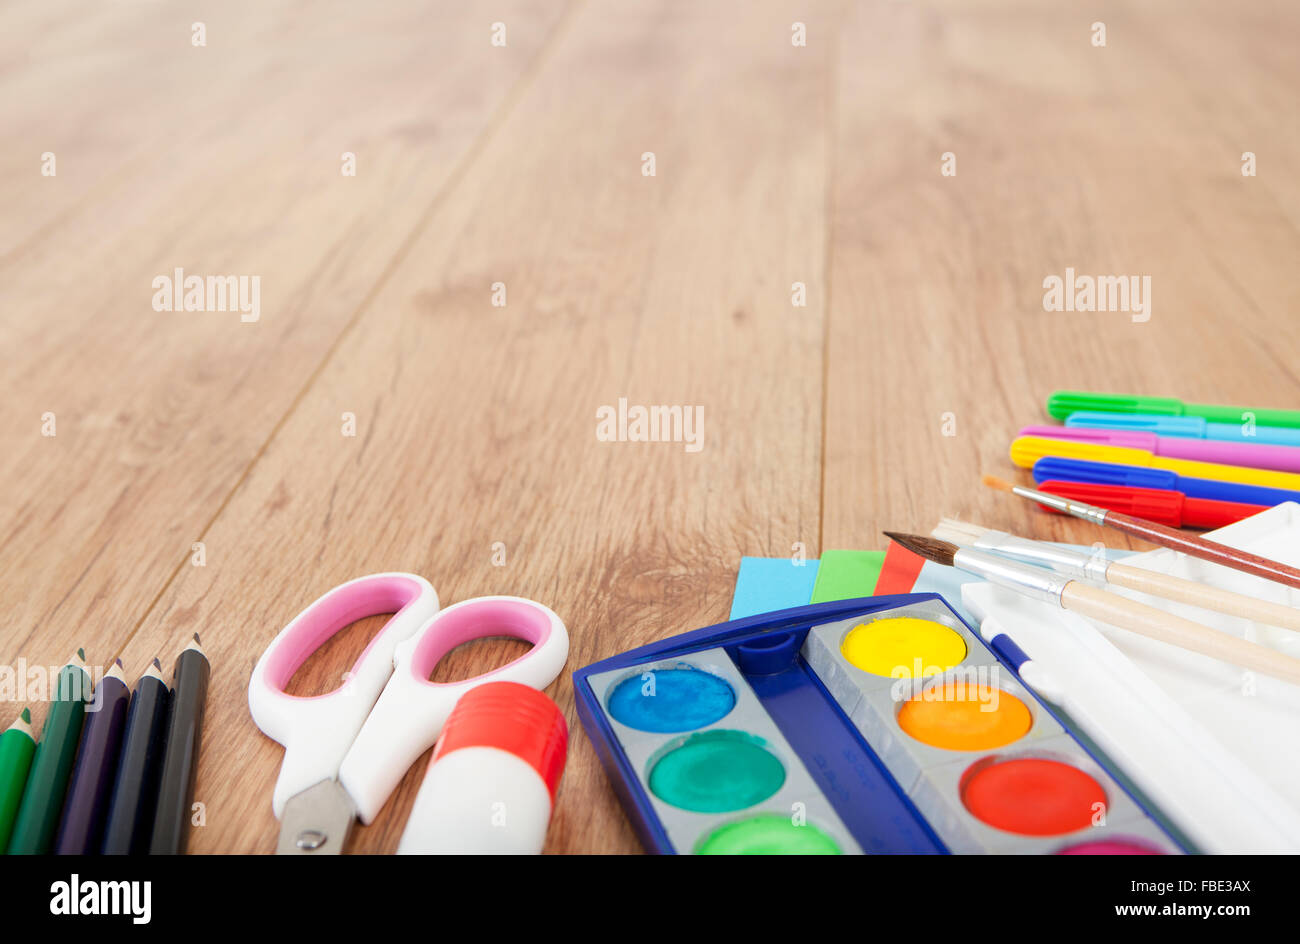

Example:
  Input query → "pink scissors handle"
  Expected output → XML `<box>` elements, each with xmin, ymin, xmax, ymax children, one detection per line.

<box><xmin>338</xmin><ymin>596</ymin><xmax>569</xmax><ymax>824</ymax></box>
<box><xmin>248</xmin><ymin>573</ymin><xmax>440</xmax><ymax>818</ymax></box>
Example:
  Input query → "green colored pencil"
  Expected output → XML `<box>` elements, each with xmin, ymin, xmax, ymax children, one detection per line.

<box><xmin>5</xmin><ymin>651</ymin><xmax>91</xmax><ymax>854</ymax></box>
<box><xmin>0</xmin><ymin>708</ymin><xmax>37</xmax><ymax>853</ymax></box>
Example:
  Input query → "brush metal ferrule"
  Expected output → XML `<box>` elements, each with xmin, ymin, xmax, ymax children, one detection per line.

<box><xmin>953</xmin><ymin>546</ymin><xmax>1072</xmax><ymax>605</ymax></box>
<box><xmin>972</xmin><ymin>530</ymin><xmax>1110</xmax><ymax>582</ymax></box>
<box><xmin>1012</xmin><ymin>485</ymin><xmax>1109</xmax><ymax>526</ymax></box>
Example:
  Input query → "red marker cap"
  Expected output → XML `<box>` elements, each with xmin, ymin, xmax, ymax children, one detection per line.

<box><xmin>1038</xmin><ymin>480</ymin><xmax>1266</xmax><ymax>529</ymax></box>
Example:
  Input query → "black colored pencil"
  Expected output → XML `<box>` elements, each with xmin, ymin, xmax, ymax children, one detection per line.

<box><xmin>55</xmin><ymin>659</ymin><xmax>130</xmax><ymax>854</ymax></box>
<box><xmin>101</xmin><ymin>659</ymin><xmax>170</xmax><ymax>854</ymax></box>
<box><xmin>149</xmin><ymin>636</ymin><xmax>209</xmax><ymax>854</ymax></box>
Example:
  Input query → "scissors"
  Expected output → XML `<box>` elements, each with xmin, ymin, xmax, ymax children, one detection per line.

<box><xmin>248</xmin><ymin>572</ymin><xmax>569</xmax><ymax>854</ymax></box>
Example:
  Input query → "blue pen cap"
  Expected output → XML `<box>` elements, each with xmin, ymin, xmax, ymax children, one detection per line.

<box><xmin>1065</xmin><ymin>412</ymin><xmax>1208</xmax><ymax>438</ymax></box>
<box><xmin>1032</xmin><ymin>456</ymin><xmax>1177</xmax><ymax>489</ymax></box>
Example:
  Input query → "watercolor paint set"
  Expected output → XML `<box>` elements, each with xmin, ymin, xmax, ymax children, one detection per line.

<box><xmin>574</xmin><ymin>593</ymin><xmax>1185</xmax><ymax>854</ymax></box>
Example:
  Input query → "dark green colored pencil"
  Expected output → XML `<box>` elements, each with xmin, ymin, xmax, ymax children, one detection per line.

<box><xmin>6</xmin><ymin>651</ymin><xmax>91</xmax><ymax>854</ymax></box>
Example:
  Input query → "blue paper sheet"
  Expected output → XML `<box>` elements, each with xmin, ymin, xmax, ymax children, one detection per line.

<box><xmin>728</xmin><ymin>556</ymin><xmax>820</xmax><ymax>620</ymax></box>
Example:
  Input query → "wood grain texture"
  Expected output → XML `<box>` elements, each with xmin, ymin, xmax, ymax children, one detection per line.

<box><xmin>118</xmin><ymin>0</ymin><xmax>835</xmax><ymax>854</ymax></box>
<box><xmin>2</xmin><ymin>0</ymin><xmax>1298</xmax><ymax>853</ymax></box>
<box><xmin>0</xmin><ymin>0</ymin><xmax>571</xmax><ymax>716</ymax></box>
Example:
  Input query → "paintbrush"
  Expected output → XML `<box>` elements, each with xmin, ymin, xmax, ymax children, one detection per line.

<box><xmin>882</xmin><ymin>531</ymin><xmax>1300</xmax><ymax>686</ymax></box>
<box><xmin>932</xmin><ymin>517</ymin><xmax>1300</xmax><ymax>634</ymax></box>
<box><xmin>982</xmin><ymin>474</ymin><xmax>1300</xmax><ymax>592</ymax></box>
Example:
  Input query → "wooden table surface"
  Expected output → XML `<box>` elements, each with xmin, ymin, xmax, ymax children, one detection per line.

<box><xmin>3</xmin><ymin>0</ymin><xmax>1297</xmax><ymax>854</ymax></box>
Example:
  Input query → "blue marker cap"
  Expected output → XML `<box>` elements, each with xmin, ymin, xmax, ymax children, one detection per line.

<box><xmin>1033</xmin><ymin>456</ymin><xmax>1176</xmax><ymax>489</ymax></box>
<box><xmin>1065</xmin><ymin>412</ymin><xmax>1208</xmax><ymax>438</ymax></box>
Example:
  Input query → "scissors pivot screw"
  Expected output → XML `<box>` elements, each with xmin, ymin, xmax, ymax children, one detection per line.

<box><xmin>295</xmin><ymin>829</ymin><xmax>329</xmax><ymax>851</ymax></box>
<box><xmin>276</xmin><ymin>780</ymin><xmax>355</xmax><ymax>854</ymax></box>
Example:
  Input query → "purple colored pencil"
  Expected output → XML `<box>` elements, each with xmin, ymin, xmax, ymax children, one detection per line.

<box><xmin>54</xmin><ymin>660</ymin><xmax>130</xmax><ymax>854</ymax></box>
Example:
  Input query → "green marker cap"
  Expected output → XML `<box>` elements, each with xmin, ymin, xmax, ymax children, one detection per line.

<box><xmin>1047</xmin><ymin>391</ymin><xmax>1184</xmax><ymax>420</ymax></box>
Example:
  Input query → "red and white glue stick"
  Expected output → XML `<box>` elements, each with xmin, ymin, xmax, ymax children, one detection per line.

<box><xmin>398</xmin><ymin>680</ymin><xmax>567</xmax><ymax>854</ymax></box>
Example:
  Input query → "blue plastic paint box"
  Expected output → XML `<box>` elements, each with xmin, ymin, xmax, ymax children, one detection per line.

<box><xmin>573</xmin><ymin>593</ymin><xmax>1186</xmax><ymax>855</ymax></box>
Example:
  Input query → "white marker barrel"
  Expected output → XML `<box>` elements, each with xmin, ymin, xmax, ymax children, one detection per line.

<box><xmin>398</xmin><ymin>681</ymin><xmax>567</xmax><ymax>855</ymax></box>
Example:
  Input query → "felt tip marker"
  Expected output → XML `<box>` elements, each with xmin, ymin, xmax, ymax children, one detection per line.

<box><xmin>1037</xmin><ymin>480</ymin><xmax>1267</xmax><ymax>529</ymax></box>
<box><xmin>1031</xmin><ymin>456</ymin><xmax>1300</xmax><ymax>507</ymax></box>
<box><xmin>1047</xmin><ymin>391</ymin><xmax>1300</xmax><ymax>429</ymax></box>
<box><xmin>1020</xmin><ymin>425</ymin><xmax>1300</xmax><ymax>475</ymax></box>
<box><xmin>1010</xmin><ymin>436</ymin><xmax>1300</xmax><ymax>491</ymax></box>
<box><xmin>1065</xmin><ymin>411</ymin><xmax>1300</xmax><ymax>448</ymax></box>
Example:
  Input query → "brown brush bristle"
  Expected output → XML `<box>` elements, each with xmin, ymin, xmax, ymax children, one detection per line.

<box><xmin>981</xmin><ymin>474</ymin><xmax>1014</xmax><ymax>492</ymax></box>
<box><xmin>882</xmin><ymin>531</ymin><xmax>959</xmax><ymax>567</ymax></box>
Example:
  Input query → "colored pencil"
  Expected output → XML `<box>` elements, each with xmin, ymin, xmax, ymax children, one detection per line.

<box><xmin>54</xmin><ymin>659</ymin><xmax>130</xmax><ymax>854</ymax></box>
<box><xmin>984</xmin><ymin>474</ymin><xmax>1300</xmax><ymax>592</ymax></box>
<box><xmin>149</xmin><ymin>635</ymin><xmax>209</xmax><ymax>854</ymax></box>
<box><xmin>6</xmin><ymin>650</ymin><xmax>91</xmax><ymax>854</ymax></box>
<box><xmin>102</xmin><ymin>658</ymin><xmax>171</xmax><ymax>854</ymax></box>
<box><xmin>884</xmin><ymin>531</ymin><xmax>1300</xmax><ymax>686</ymax></box>
<box><xmin>0</xmin><ymin>708</ymin><xmax>37</xmax><ymax>853</ymax></box>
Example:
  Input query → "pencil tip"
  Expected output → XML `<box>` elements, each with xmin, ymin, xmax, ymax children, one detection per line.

<box><xmin>153</xmin><ymin>657</ymin><xmax>162</xmax><ymax>669</ymax></box>
<box><xmin>76</xmin><ymin>647</ymin><xmax>86</xmax><ymax>662</ymax></box>
<box><xmin>20</xmin><ymin>708</ymin><xmax>30</xmax><ymax>723</ymax></box>
<box><xmin>193</xmin><ymin>632</ymin><xmax>201</xmax><ymax>645</ymax></box>
<box><xmin>115</xmin><ymin>657</ymin><xmax>124</xmax><ymax>667</ymax></box>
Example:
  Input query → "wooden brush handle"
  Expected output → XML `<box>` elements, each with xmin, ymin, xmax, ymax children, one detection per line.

<box><xmin>1107</xmin><ymin>562</ymin><xmax>1300</xmax><ymax>634</ymax></box>
<box><xmin>1060</xmin><ymin>580</ymin><xmax>1300</xmax><ymax>686</ymax></box>
<box><xmin>1108</xmin><ymin>511</ymin><xmax>1300</xmax><ymax>591</ymax></box>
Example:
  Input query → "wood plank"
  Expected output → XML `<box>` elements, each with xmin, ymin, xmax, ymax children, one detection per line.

<box><xmin>119</xmin><ymin>0</ymin><xmax>838</xmax><ymax>853</ymax></box>
<box><xmin>0</xmin><ymin>3</ymin><xmax>573</xmax><ymax>720</ymax></box>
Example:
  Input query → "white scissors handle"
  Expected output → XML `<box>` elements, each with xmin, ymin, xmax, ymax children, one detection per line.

<box><xmin>339</xmin><ymin>596</ymin><xmax>569</xmax><ymax>823</ymax></box>
<box><xmin>248</xmin><ymin>573</ymin><xmax>440</xmax><ymax>818</ymax></box>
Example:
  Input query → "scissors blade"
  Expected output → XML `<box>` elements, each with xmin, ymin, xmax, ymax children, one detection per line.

<box><xmin>276</xmin><ymin>780</ymin><xmax>357</xmax><ymax>855</ymax></box>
